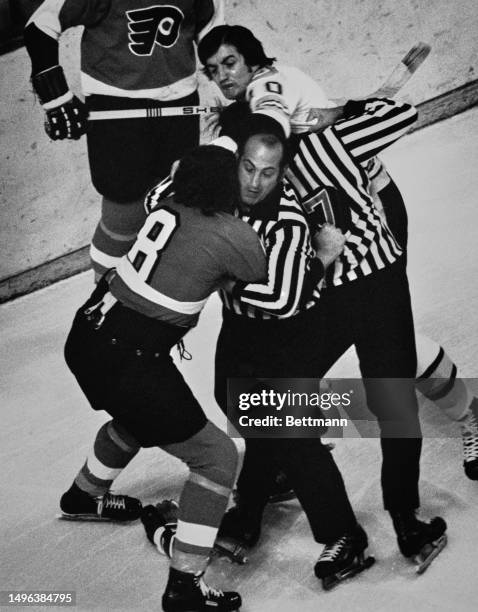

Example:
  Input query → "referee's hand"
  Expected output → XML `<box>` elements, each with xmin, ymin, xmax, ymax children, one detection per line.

<box><xmin>313</xmin><ymin>224</ymin><xmax>346</xmax><ymax>268</ymax></box>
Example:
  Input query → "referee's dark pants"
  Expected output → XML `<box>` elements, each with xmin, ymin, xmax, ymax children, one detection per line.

<box><xmin>215</xmin><ymin>313</ymin><xmax>358</xmax><ymax>545</ymax></box>
<box><xmin>290</xmin><ymin>258</ymin><xmax>422</xmax><ymax>511</ymax></box>
<box><xmin>217</xmin><ymin>257</ymin><xmax>421</xmax><ymax>516</ymax></box>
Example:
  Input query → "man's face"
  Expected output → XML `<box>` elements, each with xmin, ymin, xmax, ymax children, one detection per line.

<box><xmin>205</xmin><ymin>44</ymin><xmax>255</xmax><ymax>99</ymax></box>
<box><xmin>238</xmin><ymin>135</ymin><xmax>284</xmax><ymax>209</ymax></box>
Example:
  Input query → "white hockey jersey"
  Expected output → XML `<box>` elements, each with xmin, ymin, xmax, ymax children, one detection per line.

<box><xmin>247</xmin><ymin>64</ymin><xmax>335</xmax><ymax>137</ymax></box>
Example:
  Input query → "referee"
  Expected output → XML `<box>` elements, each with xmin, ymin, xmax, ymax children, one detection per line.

<box><xmin>215</xmin><ymin>97</ymin><xmax>447</xmax><ymax>574</ymax></box>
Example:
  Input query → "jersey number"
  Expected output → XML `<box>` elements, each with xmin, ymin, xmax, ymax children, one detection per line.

<box><xmin>127</xmin><ymin>208</ymin><xmax>179</xmax><ymax>284</ymax></box>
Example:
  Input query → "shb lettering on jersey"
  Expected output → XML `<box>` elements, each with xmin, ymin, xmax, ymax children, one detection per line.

<box><xmin>126</xmin><ymin>5</ymin><xmax>185</xmax><ymax>56</ymax></box>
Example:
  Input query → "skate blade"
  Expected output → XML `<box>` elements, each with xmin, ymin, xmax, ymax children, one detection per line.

<box><xmin>322</xmin><ymin>556</ymin><xmax>375</xmax><ymax>591</ymax></box>
<box><xmin>212</xmin><ymin>541</ymin><xmax>248</xmax><ymax>565</ymax></box>
<box><xmin>56</xmin><ymin>513</ymin><xmax>136</xmax><ymax>523</ymax></box>
<box><xmin>414</xmin><ymin>534</ymin><xmax>447</xmax><ymax>575</ymax></box>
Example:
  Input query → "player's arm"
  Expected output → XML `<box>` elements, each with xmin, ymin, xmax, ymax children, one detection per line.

<box><xmin>23</xmin><ymin>0</ymin><xmax>110</xmax><ymax>140</ymax></box>
<box><xmin>231</xmin><ymin>214</ymin><xmax>311</xmax><ymax>318</ymax></box>
<box><xmin>247</xmin><ymin>70</ymin><xmax>300</xmax><ymax>139</ymax></box>
<box><xmin>194</xmin><ymin>0</ymin><xmax>225</xmax><ymax>42</ymax></box>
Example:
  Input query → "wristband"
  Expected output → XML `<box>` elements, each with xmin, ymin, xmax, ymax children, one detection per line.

<box><xmin>32</xmin><ymin>65</ymin><xmax>69</xmax><ymax>105</ymax></box>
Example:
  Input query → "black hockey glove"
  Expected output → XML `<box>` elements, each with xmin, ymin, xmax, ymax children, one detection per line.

<box><xmin>32</xmin><ymin>65</ymin><xmax>88</xmax><ymax>140</ymax></box>
<box><xmin>44</xmin><ymin>98</ymin><xmax>89</xmax><ymax>140</ymax></box>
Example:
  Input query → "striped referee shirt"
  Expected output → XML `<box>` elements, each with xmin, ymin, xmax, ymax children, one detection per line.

<box><xmin>286</xmin><ymin>98</ymin><xmax>418</xmax><ymax>302</ymax></box>
<box><xmin>222</xmin><ymin>180</ymin><xmax>320</xmax><ymax>320</ymax></box>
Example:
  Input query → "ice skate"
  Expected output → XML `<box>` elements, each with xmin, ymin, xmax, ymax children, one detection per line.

<box><xmin>162</xmin><ymin>567</ymin><xmax>241</xmax><ymax>612</ymax></box>
<box><xmin>391</xmin><ymin>510</ymin><xmax>447</xmax><ymax>574</ymax></box>
<box><xmin>314</xmin><ymin>523</ymin><xmax>375</xmax><ymax>590</ymax></box>
<box><xmin>58</xmin><ymin>483</ymin><xmax>142</xmax><ymax>522</ymax></box>
<box><xmin>141</xmin><ymin>500</ymin><xmax>178</xmax><ymax>558</ymax></box>
<box><xmin>213</xmin><ymin>505</ymin><xmax>262</xmax><ymax>564</ymax></box>
<box><xmin>461</xmin><ymin>397</ymin><xmax>478</xmax><ymax>480</ymax></box>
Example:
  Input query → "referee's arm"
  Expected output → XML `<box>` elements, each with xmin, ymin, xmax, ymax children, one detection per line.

<box><xmin>232</xmin><ymin>220</ymin><xmax>311</xmax><ymax>317</ymax></box>
<box><xmin>331</xmin><ymin>98</ymin><xmax>418</xmax><ymax>165</ymax></box>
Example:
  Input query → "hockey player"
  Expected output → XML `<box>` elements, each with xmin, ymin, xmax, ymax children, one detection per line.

<box><xmin>197</xmin><ymin>24</ymin><xmax>478</xmax><ymax>481</ymax></box>
<box><xmin>61</xmin><ymin>145</ymin><xmax>267</xmax><ymax>611</ymax></box>
<box><xmin>23</xmin><ymin>0</ymin><xmax>224</xmax><ymax>279</ymax></box>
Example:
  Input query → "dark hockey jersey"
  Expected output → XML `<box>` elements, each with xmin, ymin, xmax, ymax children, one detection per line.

<box><xmin>28</xmin><ymin>0</ymin><xmax>224</xmax><ymax>99</ymax></box>
<box><xmin>109</xmin><ymin>197</ymin><xmax>266</xmax><ymax>326</ymax></box>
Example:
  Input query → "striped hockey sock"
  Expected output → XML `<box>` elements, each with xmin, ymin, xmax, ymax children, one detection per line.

<box><xmin>75</xmin><ymin>420</ymin><xmax>140</xmax><ymax>497</ymax></box>
<box><xmin>415</xmin><ymin>333</ymin><xmax>474</xmax><ymax>421</ymax></box>
<box><xmin>159</xmin><ymin>422</ymin><xmax>238</xmax><ymax>575</ymax></box>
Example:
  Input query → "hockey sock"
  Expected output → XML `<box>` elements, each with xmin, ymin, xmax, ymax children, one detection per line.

<box><xmin>161</xmin><ymin>422</ymin><xmax>238</xmax><ymax>574</ymax></box>
<box><xmin>415</xmin><ymin>333</ymin><xmax>473</xmax><ymax>421</ymax></box>
<box><xmin>90</xmin><ymin>196</ymin><xmax>146</xmax><ymax>278</ymax></box>
<box><xmin>74</xmin><ymin>420</ymin><xmax>140</xmax><ymax>497</ymax></box>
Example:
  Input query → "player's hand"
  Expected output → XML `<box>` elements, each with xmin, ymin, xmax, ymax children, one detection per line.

<box><xmin>203</xmin><ymin>109</ymin><xmax>222</xmax><ymax>141</ymax></box>
<box><xmin>44</xmin><ymin>95</ymin><xmax>89</xmax><ymax>140</ymax></box>
<box><xmin>313</xmin><ymin>223</ymin><xmax>346</xmax><ymax>268</ymax></box>
<box><xmin>304</xmin><ymin>106</ymin><xmax>345</xmax><ymax>132</ymax></box>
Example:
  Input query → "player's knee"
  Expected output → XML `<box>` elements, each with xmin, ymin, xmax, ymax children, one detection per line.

<box><xmin>191</xmin><ymin>423</ymin><xmax>238</xmax><ymax>489</ymax></box>
<box><xmin>212</xmin><ymin>432</ymin><xmax>239</xmax><ymax>487</ymax></box>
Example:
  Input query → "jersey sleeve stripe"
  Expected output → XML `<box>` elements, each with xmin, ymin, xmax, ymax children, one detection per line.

<box><xmin>116</xmin><ymin>257</ymin><xmax>207</xmax><ymax>315</ymax></box>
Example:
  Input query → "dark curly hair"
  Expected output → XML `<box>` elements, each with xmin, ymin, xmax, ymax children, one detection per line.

<box><xmin>218</xmin><ymin>102</ymin><xmax>290</xmax><ymax>169</ymax></box>
<box><xmin>198</xmin><ymin>25</ymin><xmax>276</xmax><ymax>77</ymax></box>
<box><xmin>172</xmin><ymin>145</ymin><xmax>239</xmax><ymax>215</ymax></box>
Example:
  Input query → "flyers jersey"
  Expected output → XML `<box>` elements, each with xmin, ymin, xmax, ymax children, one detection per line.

<box><xmin>28</xmin><ymin>0</ymin><xmax>224</xmax><ymax>99</ymax></box>
<box><xmin>247</xmin><ymin>64</ymin><xmax>334</xmax><ymax>137</ymax></box>
<box><xmin>109</xmin><ymin>197</ymin><xmax>267</xmax><ymax>327</ymax></box>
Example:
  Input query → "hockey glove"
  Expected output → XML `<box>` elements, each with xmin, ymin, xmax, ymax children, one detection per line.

<box><xmin>32</xmin><ymin>65</ymin><xmax>88</xmax><ymax>140</ymax></box>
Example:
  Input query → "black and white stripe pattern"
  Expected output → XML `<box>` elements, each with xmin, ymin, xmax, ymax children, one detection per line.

<box><xmin>144</xmin><ymin>175</ymin><xmax>174</xmax><ymax>214</ymax></box>
<box><xmin>286</xmin><ymin>99</ymin><xmax>417</xmax><ymax>295</ymax></box>
<box><xmin>222</xmin><ymin>183</ymin><xmax>313</xmax><ymax>319</ymax></box>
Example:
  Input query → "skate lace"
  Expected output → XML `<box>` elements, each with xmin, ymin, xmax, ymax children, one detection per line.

<box><xmin>461</xmin><ymin>408</ymin><xmax>478</xmax><ymax>461</ymax></box>
<box><xmin>103</xmin><ymin>494</ymin><xmax>126</xmax><ymax>510</ymax></box>
<box><xmin>195</xmin><ymin>576</ymin><xmax>223</xmax><ymax>600</ymax></box>
<box><xmin>318</xmin><ymin>536</ymin><xmax>348</xmax><ymax>562</ymax></box>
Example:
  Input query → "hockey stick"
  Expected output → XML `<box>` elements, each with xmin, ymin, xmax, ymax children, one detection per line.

<box><xmin>88</xmin><ymin>105</ymin><xmax>222</xmax><ymax>121</ymax></box>
<box><xmin>367</xmin><ymin>41</ymin><xmax>431</xmax><ymax>99</ymax></box>
<box><xmin>293</xmin><ymin>41</ymin><xmax>431</xmax><ymax>129</ymax></box>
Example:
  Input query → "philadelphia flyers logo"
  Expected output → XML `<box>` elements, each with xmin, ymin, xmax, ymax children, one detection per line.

<box><xmin>126</xmin><ymin>5</ymin><xmax>185</xmax><ymax>56</ymax></box>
